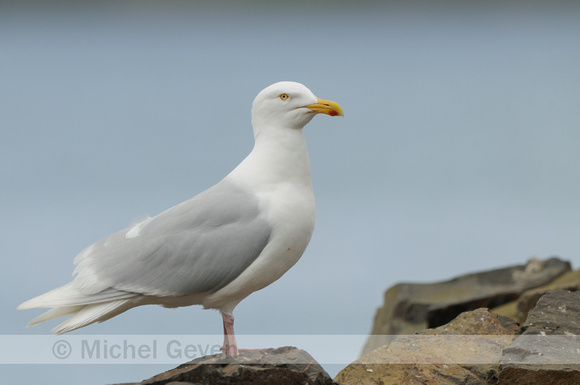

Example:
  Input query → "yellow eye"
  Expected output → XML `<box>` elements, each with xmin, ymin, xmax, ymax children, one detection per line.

<box><xmin>279</xmin><ymin>93</ymin><xmax>289</xmax><ymax>101</ymax></box>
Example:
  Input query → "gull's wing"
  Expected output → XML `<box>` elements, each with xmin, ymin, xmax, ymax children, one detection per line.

<box><xmin>72</xmin><ymin>179</ymin><xmax>272</xmax><ymax>297</ymax></box>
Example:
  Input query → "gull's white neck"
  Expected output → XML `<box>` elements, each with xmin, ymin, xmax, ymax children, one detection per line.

<box><xmin>227</xmin><ymin>126</ymin><xmax>312</xmax><ymax>191</ymax></box>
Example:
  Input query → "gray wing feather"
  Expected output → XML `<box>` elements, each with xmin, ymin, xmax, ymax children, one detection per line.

<box><xmin>73</xmin><ymin>180</ymin><xmax>272</xmax><ymax>297</ymax></box>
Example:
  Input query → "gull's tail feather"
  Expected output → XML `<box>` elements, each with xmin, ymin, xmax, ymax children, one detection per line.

<box><xmin>27</xmin><ymin>306</ymin><xmax>84</xmax><ymax>327</ymax></box>
<box><xmin>18</xmin><ymin>282</ymin><xmax>135</xmax><ymax>310</ymax></box>
<box><xmin>18</xmin><ymin>282</ymin><xmax>139</xmax><ymax>334</ymax></box>
<box><xmin>51</xmin><ymin>299</ymin><xmax>133</xmax><ymax>334</ymax></box>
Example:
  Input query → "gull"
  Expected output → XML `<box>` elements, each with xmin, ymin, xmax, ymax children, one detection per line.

<box><xmin>18</xmin><ymin>81</ymin><xmax>343</xmax><ymax>356</ymax></box>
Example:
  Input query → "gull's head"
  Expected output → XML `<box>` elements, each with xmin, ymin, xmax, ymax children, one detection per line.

<box><xmin>251</xmin><ymin>81</ymin><xmax>343</xmax><ymax>133</ymax></box>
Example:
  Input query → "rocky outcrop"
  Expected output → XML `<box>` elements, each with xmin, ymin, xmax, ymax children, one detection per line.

<box><xmin>336</xmin><ymin>309</ymin><xmax>519</xmax><ymax>384</ymax></box>
<box><xmin>119</xmin><ymin>346</ymin><xmax>336</xmax><ymax>385</ymax></box>
<box><xmin>362</xmin><ymin>257</ymin><xmax>571</xmax><ymax>355</ymax></box>
<box><xmin>337</xmin><ymin>290</ymin><xmax>580</xmax><ymax>385</ymax></box>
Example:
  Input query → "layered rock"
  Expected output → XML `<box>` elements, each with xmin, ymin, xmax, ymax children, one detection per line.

<box><xmin>491</xmin><ymin>268</ymin><xmax>580</xmax><ymax>322</ymax></box>
<box><xmin>514</xmin><ymin>269</ymin><xmax>580</xmax><ymax>322</ymax></box>
<box><xmin>336</xmin><ymin>309</ymin><xmax>519</xmax><ymax>385</ymax></box>
<box><xmin>336</xmin><ymin>290</ymin><xmax>580</xmax><ymax>385</ymax></box>
<box><xmin>362</xmin><ymin>257</ymin><xmax>571</xmax><ymax>355</ymax></box>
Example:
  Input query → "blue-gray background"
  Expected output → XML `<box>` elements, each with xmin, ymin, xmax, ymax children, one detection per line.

<box><xmin>2</xmin><ymin>1</ymin><xmax>579</xmax><ymax>383</ymax></box>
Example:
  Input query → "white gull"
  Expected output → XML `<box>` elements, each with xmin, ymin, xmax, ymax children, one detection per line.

<box><xmin>18</xmin><ymin>81</ymin><xmax>343</xmax><ymax>356</ymax></box>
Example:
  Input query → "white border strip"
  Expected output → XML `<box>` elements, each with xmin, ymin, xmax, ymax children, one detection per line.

<box><xmin>1</xmin><ymin>335</ymin><xmax>578</xmax><ymax>365</ymax></box>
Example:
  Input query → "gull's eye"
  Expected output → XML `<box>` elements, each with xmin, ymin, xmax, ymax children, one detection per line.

<box><xmin>279</xmin><ymin>93</ymin><xmax>289</xmax><ymax>101</ymax></box>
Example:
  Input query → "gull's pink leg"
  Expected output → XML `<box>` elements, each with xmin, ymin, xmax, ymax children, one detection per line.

<box><xmin>221</xmin><ymin>312</ymin><xmax>239</xmax><ymax>356</ymax></box>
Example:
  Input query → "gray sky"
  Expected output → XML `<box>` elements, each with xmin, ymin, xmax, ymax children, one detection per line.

<box><xmin>2</xmin><ymin>1</ymin><xmax>580</xmax><ymax>383</ymax></box>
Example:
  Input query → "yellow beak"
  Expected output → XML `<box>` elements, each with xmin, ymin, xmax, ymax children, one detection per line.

<box><xmin>304</xmin><ymin>98</ymin><xmax>344</xmax><ymax>117</ymax></box>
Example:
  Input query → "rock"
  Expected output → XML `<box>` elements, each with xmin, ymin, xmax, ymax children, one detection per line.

<box><xmin>496</xmin><ymin>367</ymin><xmax>580</xmax><ymax>385</ymax></box>
<box><xmin>339</xmin><ymin>291</ymin><xmax>580</xmax><ymax>384</ymax></box>
<box><xmin>515</xmin><ymin>269</ymin><xmax>580</xmax><ymax>322</ymax></box>
<box><xmin>336</xmin><ymin>309</ymin><xmax>519</xmax><ymax>385</ymax></box>
<box><xmin>498</xmin><ymin>290</ymin><xmax>580</xmax><ymax>385</ymax></box>
<box><xmin>490</xmin><ymin>268</ymin><xmax>580</xmax><ymax>323</ymax></box>
<box><xmin>363</xmin><ymin>257</ymin><xmax>571</xmax><ymax>355</ymax></box>
<box><xmin>521</xmin><ymin>290</ymin><xmax>580</xmax><ymax>334</ymax></box>
<box><xmin>489</xmin><ymin>300</ymin><xmax>519</xmax><ymax>321</ymax></box>
<box><xmin>119</xmin><ymin>346</ymin><xmax>336</xmax><ymax>385</ymax></box>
